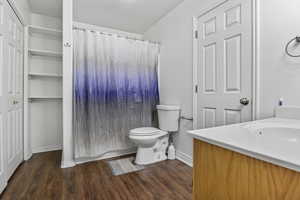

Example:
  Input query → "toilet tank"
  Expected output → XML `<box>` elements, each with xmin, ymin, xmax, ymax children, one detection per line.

<box><xmin>157</xmin><ymin>105</ymin><xmax>181</xmax><ymax>132</ymax></box>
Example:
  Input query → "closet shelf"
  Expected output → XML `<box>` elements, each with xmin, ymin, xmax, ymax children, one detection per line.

<box><xmin>29</xmin><ymin>96</ymin><xmax>63</xmax><ymax>100</ymax></box>
<box><xmin>29</xmin><ymin>73</ymin><xmax>63</xmax><ymax>78</ymax></box>
<box><xmin>28</xmin><ymin>49</ymin><xmax>62</xmax><ymax>58</ymax></box>
<box><xmin>28</xmin><ymin>25</ymin><xmax>62</xmax><ymax>37</ymax></box>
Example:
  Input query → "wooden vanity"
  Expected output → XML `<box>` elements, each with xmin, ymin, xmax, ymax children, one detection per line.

<box><xmin>193</xmin><ymin>139</ymin><xmax>300</xmax><ymax>200</ymax></box>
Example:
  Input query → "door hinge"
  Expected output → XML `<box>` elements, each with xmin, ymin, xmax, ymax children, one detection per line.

<box><xmin>195</xmin><ymin>85</ymin><xmax>198</xmax><ymax>93</ymax></box>
<box><xmin>194</xmin><ymin>30</ymin><xmax>198</xmax><ymax>39</ymax></box>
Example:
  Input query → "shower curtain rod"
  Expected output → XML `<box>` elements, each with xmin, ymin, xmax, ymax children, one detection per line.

<box><xmin>73</xmin><ymin>26</ymin><xmax>160</xmax><ymax>45</ymax></box>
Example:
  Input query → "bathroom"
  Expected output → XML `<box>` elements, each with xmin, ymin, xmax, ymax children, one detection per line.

<box><xmin>0</xmin><ymin>0</ymin><xmax>300</xmax><ymax>199</ymax></box>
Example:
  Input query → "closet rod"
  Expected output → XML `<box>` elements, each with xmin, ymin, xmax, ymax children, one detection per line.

<box><xmin>72</xmin><ymin>26</ymin><xmax>160</xmax><ymax>45</ymax></box>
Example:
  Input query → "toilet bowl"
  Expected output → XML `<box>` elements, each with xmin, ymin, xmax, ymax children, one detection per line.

<box><xmin>129</xmin><ymin>127</ymin><xmax>168</xmax><ymax>165</ymax></box>
<box><xmin>129</xmin><ymin>105</ymin><xmax>180</xmax><ymax>165</ymax></box>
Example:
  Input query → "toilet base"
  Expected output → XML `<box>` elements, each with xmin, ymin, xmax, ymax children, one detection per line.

<box><xmin>135</xmin><ymin>135</ymin><xmax>169</xmax><ymax>165</ymax></box>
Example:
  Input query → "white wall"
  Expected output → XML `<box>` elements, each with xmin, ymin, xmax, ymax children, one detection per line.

<box><xmin>259</xmin><ymin>0</ymin><xmax>300</xmax><ymax>119</ymax></box>
<box><xmin>144</xmin><ymin>0</ymin><xmax>300</xmax><ymax>162</ymax></box>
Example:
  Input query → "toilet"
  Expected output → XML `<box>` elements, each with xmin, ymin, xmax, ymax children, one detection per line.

<box><xmin>129</xmin><ymin>105</ymin><xmax>180</xmax><ymax>165</ymax></box>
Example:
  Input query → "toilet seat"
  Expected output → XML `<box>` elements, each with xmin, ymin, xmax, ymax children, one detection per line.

<box><xmin>129</xmin><ymin>127</ymin><xmax>163</xmax><ymax>136</ymax></box>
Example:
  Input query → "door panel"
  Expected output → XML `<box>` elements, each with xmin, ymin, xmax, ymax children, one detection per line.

<box><xmin>224</xmin><ymin>34</ymin><xmax>241</xmax><ymax>92</ymax></box>
<box><xmin>195</xmin><ymin>0</ymin><xmax>253</xmax><ymax>129</ymax></box>
<box><xmin>224</xmin><ymin>109</ymin><xmax>241</xmax><ymax>125</ymax></box>
<box><xmin>203</xmin><ymin>108</ymin><xmax>216</xmax><ymax>128</ymax></box>
<box><xmin>203</xmin><ymin>43</ymin><xmax>216</xmax><ymax>93</ymax></box>
<box><xmin>7</xmin><ymin>111</ymin><xmax>13</xmax><ymax>163</ymax></box>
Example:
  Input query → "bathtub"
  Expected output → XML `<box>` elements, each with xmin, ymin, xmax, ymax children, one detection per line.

<box><xmin>188</xmin><ymin>117</ymin><xmax>300</xmax><ymax>172</ymax></box>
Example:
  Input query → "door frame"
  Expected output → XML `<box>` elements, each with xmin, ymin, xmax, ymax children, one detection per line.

<box><xmin>61</xmin><ymin>0</ymin><xmax>76</xmax><ymax>168</ymax></box>
<box><xmin>192</xmin><ymin>0</ymin><xmax>260</xmax><ymax>129</ymax></box>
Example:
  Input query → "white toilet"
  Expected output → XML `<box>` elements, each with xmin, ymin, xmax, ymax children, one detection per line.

<box><xmin>129</xmin><ymin>105</ymin><xmax>180</xmax><ymax>165</ymax></box>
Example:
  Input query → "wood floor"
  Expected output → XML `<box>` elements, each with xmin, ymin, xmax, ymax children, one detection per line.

<box><xmin>0</xmin><ymin>151</ymin><xmax>192</xmax><ymax>200</ymax></box>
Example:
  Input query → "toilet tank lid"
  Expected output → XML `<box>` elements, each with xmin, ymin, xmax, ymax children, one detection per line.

<box><xmin>157</xmin><ymin>105</ymin><xmax>180</xmax><ymax>111</ymax></box>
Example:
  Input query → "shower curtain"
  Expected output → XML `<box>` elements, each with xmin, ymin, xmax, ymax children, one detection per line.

<box><xmin>73</xmin><ymin>28</ymin><xmax>160</xmax><ymax>159</ymax></box>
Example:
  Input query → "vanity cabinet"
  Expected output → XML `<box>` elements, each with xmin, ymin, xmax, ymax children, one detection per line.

<box><xmin>193</xmin><ymin>140</ymin><xmax>300</xmax><ymax>200</ymax></box>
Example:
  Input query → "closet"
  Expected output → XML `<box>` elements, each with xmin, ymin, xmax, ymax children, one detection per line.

<box><xmin>24</xmin><ymin>13</ymin><xmax>63</xmax><ymax>156</ymax></box>
<box><xmin>0</xmin><ymin>0</ymin><xmax>24</xmax><ymax>193</ymax></box>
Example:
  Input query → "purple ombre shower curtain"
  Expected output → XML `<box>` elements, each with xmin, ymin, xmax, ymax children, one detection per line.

<box><xmin>73</xmin><ymin>28</ymin><xmax>160</xmax><ymax>159</ymax></box>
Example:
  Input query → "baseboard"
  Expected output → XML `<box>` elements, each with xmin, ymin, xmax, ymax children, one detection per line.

<box><xmin>32</xmin><ymin>144</ymin><xmax>62</xmax><ymax>154</ymax></box>
<box><xmin>61</xmin><ymin>160</ymin><xmax>76</xmax><ymax>168</ymax></box>
<box><xmin>0</xmin><ymin>181</ymin><xmax>7</xmax><ymax>195</ymax></box>
<box><xmin>24</xmin><ymin>152</ymin><xmax>33</xmax><ymax>161</ymax></box>
<box><xmin>75</xmin><ymin>148</ymin><xmax>137</xmax><ymax>165</ymax></box>
<box><xmin>176</xmin><ymin>151</ymin><xmax>193</xmax><ymax>167</ymax></box>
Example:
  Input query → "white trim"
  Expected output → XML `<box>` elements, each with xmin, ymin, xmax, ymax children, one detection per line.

<box><xmin>32</xmin><ymin>145</ymin><xmax>62</xmax><ymax>154</ymax></box>
<box><xmin>253</xmin><ymin>0</ymin><xmax>260</xmax><ymax>120</ymax></box>
<box><xmin>61</xmin><ymin>160</ymin><xmax>76</xmax><ymax>168</ymax></box>
<box><xmin>75</xmin><ymin>148</ymin><xmax>137</xmax><ymax>165</ymax></box>
<box><xmin>0</xmin><ymin>181</ymin><xmax>7</xmax><ymax>194</ymax></box>
<box><xmin>62</xmin><ymin>0</ymin><xmax>74</xmax><ymax>169</ymax></box>
<box><xmin>192</xmin><ymin>0</ymin><xmax>259</xmax><ymax>128</ymax></box>
<box><xmin>192</xmin><ymin>17</ymin><xmax>198</xmax><ymax>129</ymax></box>
<box><xmin>24</xmin><ymin>151</ymin><xmax>32</xmax><ymax>161</ymax></box>
<box><xmin>23</xmin><ymin>26</ymin><xmax>31</xmax><ymax>161</ymax></box>
<box><xmin>176</xmin><ymin>151</ymin><xmax>193</xmax><ymax>167</ymax></box>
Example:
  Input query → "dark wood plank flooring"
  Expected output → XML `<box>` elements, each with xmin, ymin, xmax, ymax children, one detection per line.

<box><xmin>0</xmin><ymin>151</ymin><xmax>192</xmax><ymax>200</ymax></box>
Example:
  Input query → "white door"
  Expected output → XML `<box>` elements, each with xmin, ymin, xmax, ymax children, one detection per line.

<box><xmin>194</xmin><ymin>0</ymin><xmax>253</xmax><ymax>129</ymax></box>
<box><xmin>6</xmin><ymin>0</ymin><xmax>24</xmax><ymax>179</ymax></box>
<box><xmin>0</xmin><ymin>0</ymin><xmax>24</xmax><ymax>191</ymax></box>
<box><xmin>0</xmin><ymin>0</ymin><xmax>6</xmax><ymax>194</ymax></box>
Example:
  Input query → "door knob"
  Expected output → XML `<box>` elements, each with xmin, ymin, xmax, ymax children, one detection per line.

<box><xmin>240</xmin><ymin>98</ymin><xmax>250</xmax><ymax>106</ymax></box>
